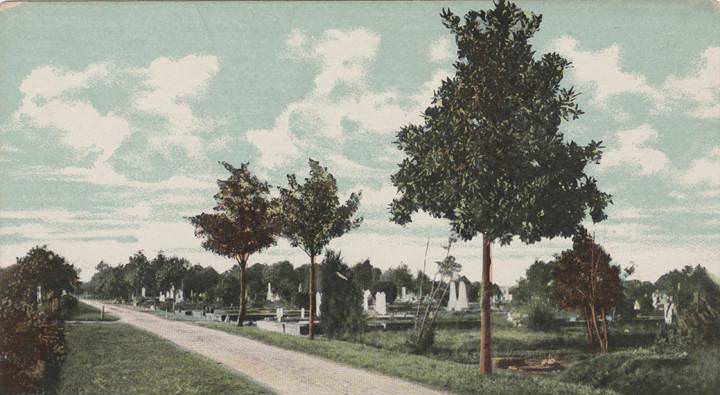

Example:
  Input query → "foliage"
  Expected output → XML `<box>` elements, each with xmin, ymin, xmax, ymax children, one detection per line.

<box><xmin>524</xmin><ymin>300</ymin><xmax>556</xmax><ymax>332</ymax></box>
<box><xmin>371</xmin><ymin>281</ymin><xmax>398</xmax><ymax>304</ymax></box>
<box><xmin>623</xmin><ymin>280</ymin><xmax>655</xmax><ymax>314</ymax></box>
<box><xmin>655</xmin><ymin>265</ymin><xmax>720</xmax><ymax>347</ymax></box>
<box><xmin>278</xmin><ymin>158</ymin><xmax>362</xmax><ymax>338</ymax></box>
<box><xmin>512</xmin><ymin>260</ymin><xmax>554</xmax><ymax>306</ymax></box>
<box><xmin>552</xmin><ymin>231</ymin><xmax>623</xmax><ymax>353</ymax></box>
<box><xmin>351</xmin><ymin>259</ymin><xmax>382</xmax><ymax>291</ymax></box>
<box><xmin>389</xmin><ymin>0</ymin><xmax>610</xmax><ymax>372</ymax></box>
<box><xmin>0</xmin><ymin>299</ymin><xmax>65</xmax><ymax>394</ymax></box>
<box><xmin>2</xmin><ymin>245</ymin><xmax>80</xmax><ymax>305</ymax></box>
<box><xmin>559</xmin><ymin>347</ymin><xmax>720</xmax><ymax>395</ymax></box>
<box><xmin>262</xmin><ymin>260</ymin><xmax>298</xmax><ymax>301</ymax></box>
<box><xmin>189</xmin><ymin>161</ymin><xmax>279</xmax><ymax>325</ymax></box>
<box><xmin>382</xmin><ymin>263</ymin><xmax>415</xmax><ymax>295</ymax></box>
<box><xmin>318</xmin><ymin>250</ymin><xmax>365</xmax><ymax>338</ymax></box>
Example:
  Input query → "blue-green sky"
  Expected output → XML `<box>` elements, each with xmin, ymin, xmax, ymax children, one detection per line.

<box><xmin>1</xmin><ymin>1</ymin><xmax>718</xmax><ymax>284</ymax></box>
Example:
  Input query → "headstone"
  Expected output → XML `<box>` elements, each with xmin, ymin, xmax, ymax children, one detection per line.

<box><xmin>362</xmin><ymin>289</ymin><xmax>372</xmax><ymax>312</ymax></box>
<box><xmin>37</xmin><ymin>285</ymin><xmax>42</xmax><ymax>302</ymax></box>
<box><xmin>456</xmin><ymin>281</ymin><xmax>469</xmax><ymax>310</ymax></box>
<box><xmin>276</xmin><ymin>307</ymin><xmax>284</xmax><ymax>322</ymax></box>
<box><xmin>634</xmin><ymin>300</ymin><xmax>641</xmax><ymax>311</ymax></box>
<box><xmin>375</xmin><ymin>292</ymin><xmax>387</xmax><ymax>315</ymax></box>
<box><xmin>141</xmin><ymin>287</ymin><xmax>146</xmax><ymax>298</ymax></box>
<box><xmin>664</xmin><ymin>302</ymin><xmax>676</xmax><ymax>325</ymax></box>
<box><xmin>62</xmin><ymin>290</ymin><xmax>67</xmax><ymax>296</ymax></box>
<box><xmin>300</xmin><ymin>307</ymin><xmax>305</xmax><ymax>319</ymax></box>
<box><xmin>177</xmin><ymin>289</ymin><xmax>184</xmax><ymax>303</ymax></box>
<box><xmin>447</xmin><ymin>281</ymin><xmax>457</xmax><ymax>311</ymax></box>
<box><xmin>298</xmin><ymin>283</ymin><xmax>302</xmax><ymax>292</ymax></box>
<box><xmin>159</xmin><ymin>293</ymin><xmax>166</xmax><ymax>302</ymax></box>
<box><xmin>267</xmin><ymin>282</ymin><xmax>275</xmax><ymax>302</ymax></box>
<box><xmin>316</xmin><ymin>292</ymin><xmax>322</xmax><ymax>317</ymax></box>
<box><xmin>401</xmin><ymin>286</ymin><xmax>407</xmax><ymax>301</ymax></box>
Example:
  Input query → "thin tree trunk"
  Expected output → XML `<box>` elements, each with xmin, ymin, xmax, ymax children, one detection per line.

<box><xmin>480</xmin><ymin>235</ymin><xmax>492</xmax><ymax>374</ymax></box>
<box><xmin>309</xmin><ymin>254</ymin><xmax>317</xmax><ymax>340</ymax></box>
<box><xmin>237</xmin><ymin>258</ymin><xmax>247</xmax><ymax>327</ymax></box>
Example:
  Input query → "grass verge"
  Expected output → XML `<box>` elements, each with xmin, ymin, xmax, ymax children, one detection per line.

<box><xmin>198</xmin><ymin>322</ymin><xmax>616</xmax><ymax>395</ymax></box>
<box><xmin>57</xmin><ymin>323</ymin><xmax>274</xmax><ymax>395</ymax></box>
<box><xmin>67</xmin><ymin>301</ymin><xmax>119</xmax><ymax>321</ymax></box>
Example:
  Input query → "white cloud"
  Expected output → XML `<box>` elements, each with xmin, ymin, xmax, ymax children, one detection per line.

<box><xmin>429</xmin><ymin>37</ymin><xmax>452</xmax><ymax>63</ymax></box>
<box><xmin>248</xmin><ymin>27</ymin><xmax>450</xmax><ymax>170</ymax></box>
<box><xmin>56</xmin><ymin>162</ymin><xmax>214</xmax><ymax>190</ymax></box>
<box><xmin>551</xmin><ymin>36</ymin><xmax>664</xmax><ymax>107</ymax></box>
<box><xmin>133</xmin><ymin>54</ymin><xmax>220</xmax><ymax>157</ymax></box>
<box><xmin>664</xmin><ymin>47</ymin><xmax>720</xmax><ymax>119</ymax></box>
<box><xmin>680</xmin><ymin>146</ymin><xmax>720</xmax><ymax>188</ymax></box>
<box><xmin>15</xmin><ymin>63</ymin><xmax>130</xmax><ymax>162</ymax></box>
<box><xmin>600</xmin><ymin>124</ymin><xmax>669</xmax><ymax>175</ymax></box>
<box><xmin>285</xmin><ymin>28</ymin><xmax>306</xmax><ymax>50</ymax></box>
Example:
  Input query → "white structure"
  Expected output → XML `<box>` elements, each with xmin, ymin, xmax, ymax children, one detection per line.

<box><xmin>375</xmin><ymin>292</ymin><xmax>387</xmax><ymax>315</ymax></box>
<box><xmin>276</xmin><ymin>307</ymin><xmax>284</xmax><ymax>322</ymax></box>
<box><xmin>37</xmin><ymin>285</ymin><xmax>42</xmax><ymax>302</ymax></box>
<box><xmin>266</xmin><ymin>282</ymin><xmax>279</xmax><ymax>302</ymax></box>
<box><xmin>447</xmin><ymin>281</ymin><xmax>458</xmax><ymax>311</ymax></box>
<box><xmin>316</xmin><ymin>292</ymin><xmax>322</xmax><ymax>317</ymax></box>
<box><xmin>300</xmin><ymin>307</ymin><xmax>305</xmax><ymax>319</ymax></box>
<box><xmin>159</xmin><ymin>293</ymin><xmax>166</xmax><ymax>302</ymax></box>
<box><xmin>298</xmin><ymin>283</ymin><xmax>302</xmax><ymax>292</ymax></box>
<box><xmin>141</xmin><ymin>287</ymin><xmax>146</xmax><ymax>298</ymax></box>
<box><xmin>401</xmin><ymin>286</ymin><xmax>407</xmax><ymax>301</ymax></box>
<box><xmin>664</xmin><ymin>302</ymin><xmax>676</xmax><ymax>325</ymax></box>
<box><xmin>362</xmin><ymin>289</ymin><xmax>372</xmax><ymax>312</ymax></box>
<box><xmin>634</xmin><ymin>300</ymin><xmax>641</xmax><ymax>311</ymax></box>
<box><xmin>456</xmin><ymin>281</ymin><xmax>469</xmax><ymax>310</ymax></box>
<box><xmin>176</xmin><ymin>289</ymin><xmax>184</xmax><ymax>303</ymax></box>
<box><xmin>499</xmin><ymin>286</ymin><xmax>513</xmax><ymax>303</ymax></box>
<box><xmin>652</xmin><ymin>291</ymin><xmax>670</xmax><ymax>309</ymax></box>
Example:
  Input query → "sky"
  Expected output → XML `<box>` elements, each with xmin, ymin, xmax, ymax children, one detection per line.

<box><xmin>0</xmin><ymin>1</ymin><xmax>719</xmax><ymax>285</ymax></box>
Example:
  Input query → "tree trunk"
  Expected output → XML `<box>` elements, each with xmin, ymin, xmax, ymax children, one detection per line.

<box><xmin>237</xmin><ymin>259</ymin><xmax>247</xmax><ymax>327</ymax></box>
<box><xmin>309</xmin><ymin>254</ymin><xmax>317</xmax><ymax>340</ymax></box>
<box><xmin>479</xmin><ymin>235</ymin><xmax>492</xmax><ymax>374</ymax></box>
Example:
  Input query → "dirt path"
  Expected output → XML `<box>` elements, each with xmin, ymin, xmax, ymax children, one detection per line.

<box><xmin>83</xmin><ymin>301</ymin><xmax>448</xmax><ymax>395</ymax></box>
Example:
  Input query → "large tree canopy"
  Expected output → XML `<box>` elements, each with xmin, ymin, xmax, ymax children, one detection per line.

<box><xmin>390</xmin><ymin>1</ymin><xmax>611</xmax><ymax>245</ymax></box>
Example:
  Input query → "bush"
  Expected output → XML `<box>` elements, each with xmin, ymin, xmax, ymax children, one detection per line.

<box><xmin>525</xmin><ymin>301</ymin><xmax>556</xmax><ymax>331</ymax></box>
<box><xmin>319</xmin><ymin>250</ymin><xmax>365</xmax><ymax>338</ymax></box>
<box><xmin>60</xmin><ymin>294</ymin><xmax>79</xmax><ymax>319</ymax></box>
<box><xmin>405</xmin><ymin>324</ymin><xmax>436</xmax><ymax>354</ymax></box>
<box><xmin>0</xmin><ymin>298</ymin><xmax>65</xmax><ymax>394</ymax></box>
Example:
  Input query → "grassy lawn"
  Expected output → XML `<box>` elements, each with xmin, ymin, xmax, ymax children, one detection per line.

<box><xmin>66</xmin><ymin>301</ymin><xmax>119</xmax><ymax>321</ymax></box>
<box><xmin>559</xmin><ymin>347</ymin><xmax>720</xmax><ymax>395</ymax></box>
<box><xmin>57</xmin><ymin>323</ymin><xmax>274</xmax><ymax>395</ymax></box>
<box><xmin>197</xmin><ymin>322</ymin><xmax>615</xmax><ymax>395</ymax></box>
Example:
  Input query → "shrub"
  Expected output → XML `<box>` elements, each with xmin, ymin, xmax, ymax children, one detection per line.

<box><xmin>319</xmin><ymin>250</ymin><xmax>365</xmax><ymax>338</ymax></box>
<box><xmin>525</xmin><ymin>301</ymin><xmax>556</xmax><ymax>331</ymax></box>
<box><xmin>405</xmin><ymin>324</ymin><xmax>436</xmax><ymax>354</ymax></box>
<box><xmin>60</xmin><ymin>294</ymin><xmax>79</xmax><ymax>319</ymax></box>
<box><xmin>0</xmin><ymin>298</ymin><xmax>65</xmax><ymax>394</ymax></box>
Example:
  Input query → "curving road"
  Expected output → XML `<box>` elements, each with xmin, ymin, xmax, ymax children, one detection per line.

<box><xmin>83</xmin><ymin>301</ymin><xmax>448</xmax><ymax>395</ymax></box>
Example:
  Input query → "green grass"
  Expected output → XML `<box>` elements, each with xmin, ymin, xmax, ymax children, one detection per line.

<box><xmin>66</xmin><ymin>301</ymin><xmax>119</xmax><ymax>321</ymax></box>
<box><xmin>197</xmin><ymin>322</ymin><xmax>615</xmax><ymax>395</ymax></box>
<box><xmin>558</xmin><ymin>347</ymin><xmax>720</xmax><ymax>395</ymax></box>
<box><xmin>57</xmin><ymin>323</ymin><xmax>273</xmax><ymax>395</ymax></box>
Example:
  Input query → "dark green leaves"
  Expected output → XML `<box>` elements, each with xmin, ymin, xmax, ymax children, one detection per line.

<box><xmin>391</xmin><ymin>0</ymin><xmax>611</xmax><ymax>245</ymax></box>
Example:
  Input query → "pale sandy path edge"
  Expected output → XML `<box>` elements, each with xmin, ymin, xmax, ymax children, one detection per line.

<box><xmin>83</xmin><ymin>301</ymin><xmax>450</xmax><ymax>395</ymax></box>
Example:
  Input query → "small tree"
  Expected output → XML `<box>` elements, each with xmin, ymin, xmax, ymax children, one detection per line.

<box><xmin>552</xmin><ymin>231</ymin><xmax>622</xmax><ymax>353</ymax></box>
<box><xmin>189</xmin><ymin>162</ymin><xmax>278</xmax><ymax>326</ymax></box>
<box><xmin>512</xmin><ymin>260</ymin><xmax>554</xmax><ymax>306</ymax></box>
<box><xmin>319</xmin><ymin>250</ymin><xmax>364</xmax><ymax>338</ymax></box>
<box><xmin>389</xmin><ymin>1</ymin><xmax>610</xmax><ymax>373</ymax></box>
<box><xmin>278</xmin><ymin>159</ymin><xmax>362</xmax><ymax>339</ymax></box>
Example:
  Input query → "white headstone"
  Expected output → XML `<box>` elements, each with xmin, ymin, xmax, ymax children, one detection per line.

<box><xmin>316</xmin><ymin>292</ymin><xmax>322</xmax><ymax>317</ymax></box>
<box><xmin>456</xmin><ymin>281</ymin><xmax>469</xmax><ymax>311</ymax></box>
<box><xmin>159</xmin><ymin>293</ymin><xmax>166</xmax><ymax>302</ymax></box>
<box><xmin>141</xmin><ymin>287</ymin><xmax>146</xmax><ymax>298</ymax></box>
<box><xmin>664</xmin><ymin>302</ymin><xmax>676</xmax><ymax>325</ymax></box>
<box><xmin>401</xmin><ymin>286</ymin><xmax>407</xmax><ymax>301</ymax></box>
<box><xmin>300</xmin><ymin>307</ymin><xmax>305</xmax><ymax>319</ymax></box>
<box><xmin>62</xmin><ymin>290</ymin><xmax>67</xmax><ymax>296</ymax></box>
<box><xmin>267</xmin><ymin>282</ymin><xmax>274</xmax><ymax>302</ymax></box>
<box><xmin>177</xmin><ymin>290</ymin><xmax>184</xmax><ymax>303</ymax></box>
<box><xmin>298</xmin><ymin>283</ymin><xmax>302</xmax><ymax>292</ymax></box>
<box><xmin>634</xmin><ymin>300</ymin><xmax>641</xmax><ymax>311</ymax></box>
<box><xmin>362</xmin><ymin>289</ymin><xmax>372</xmax><ymax>312</ymax></box>
<box><xmin>375</xmin><ymin>292</ymin><xmax>387</xmax><ymax>315</ymax></box>
<box><xmin>276</xmin><ymin>307</ymin><xmax>284</xmax><ymax>322</ymax></box>
<box><xmin>447</xmin><ymin>281</ymin><xmax>458</xmax><ymax>311</ymax></box>
<box><xmin>37</xmin><ymin>285</ymin><xmax>42</xmax><ymax>302</ymax></box>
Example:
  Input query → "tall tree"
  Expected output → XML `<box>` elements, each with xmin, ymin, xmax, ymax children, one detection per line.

<box><xmin>189</xmin><ymin>162</ymin><xmax>279</xmax><ymax>326</ymax></box>
<box><xmin>389</xmin><ymin>1</ymin><xmax>610</xmax><ymax>373</ymax></box>
<box><xmin>278</xmin><ymin>159</ymin><xmax>362</xmax><ymax>339</ymax></box>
